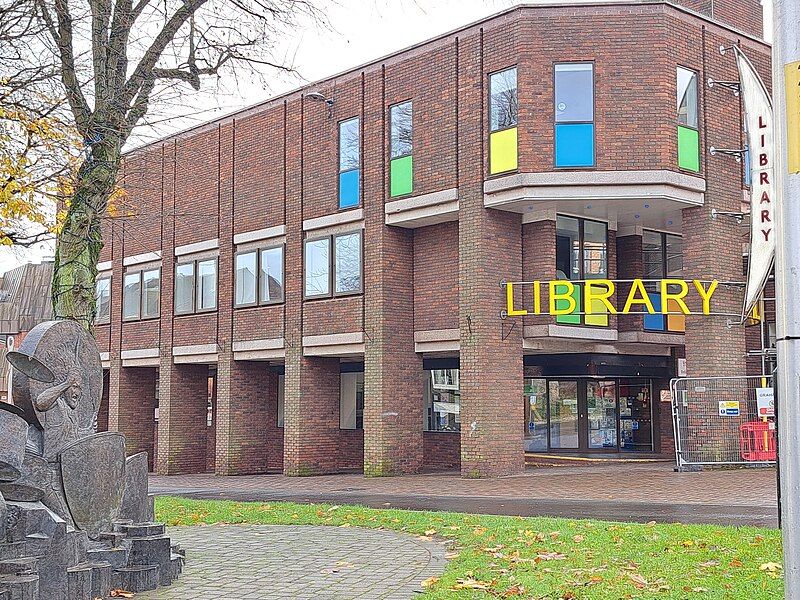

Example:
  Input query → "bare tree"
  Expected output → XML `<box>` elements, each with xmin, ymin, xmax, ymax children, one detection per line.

<box><xmin>9</xmin><ymin>0</ymin><xmax>325</xmax><ymax>327</ymax></box>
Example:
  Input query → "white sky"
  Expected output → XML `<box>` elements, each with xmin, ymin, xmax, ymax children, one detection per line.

<box><xmin>0</xmin><ymin>0</ymin><xmax>772</xmax><ymax>274</ymax></box>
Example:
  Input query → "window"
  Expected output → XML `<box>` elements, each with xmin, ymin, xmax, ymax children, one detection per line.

<box><xmin>425</xmin><ymin>369</ymin><xmax>460</xmax><ymax>431</ymax></box>
<box><xmin>555</xmin><ymin>215</ymin><xmax>608</xmax><ymax>326</ymax></box>
<box><xmin>643</xmin><ymin>230</ymin><xmax>685</xmax><ymax>332</ymax></box>
<box><xmin>304</xmin><ymin>231</ymin><xmax>362</xmax><ymax>299</ymax></box>
<box><xmin>390</xmin><ymin>101</ymin><xmax>413</xmax><ymax>197</ymax></box>
<box><xmin>175</xmin><ymin>259</ymin><xmax>217</xmax><ymax>315</ymax></box>
<box><xmin>122</xmin><ymin>273</ymin><xmax>141</xmax><ymax>320</ymax></box>
<box><xmin>555</xmin><ymin>63</ymin><xmax>595</xmax><ymax>167</ymax></box>
<box><xmin>235</xmin><ymin>246</ymin><xmax>285</xmax><ymax>307</ymax></box>
<box><xmin>489</xmin><ymin>67</ymin><xmax>518</xmax><ymax>174</ymax></box>
<box><xmin>339</xmin><ymin>371</ymin><xmax>365</xmax><ymax>429</ymax></box>
<box><xmin>677</xmin><ymin>67</ymin><xmax>700</xmax><ymax>172</ymax></box>
<box><xmin>95</xmin><ymin>277</ymin><xmax>111</xmax><ymax>324</ymax></box>
<box><xmin>122</xmin><ymin>268</ymin><xmax>160</xmax><ymax>320</ymax></box>
<box><xmin>339</xmin><ymin>117</ymin><xmax>360</xmax><ymax>208</ymax></box>
<box><xmin>175</xmin><ymin>263</ymin><xmax>195</xmax><ymax>314</ymax></box>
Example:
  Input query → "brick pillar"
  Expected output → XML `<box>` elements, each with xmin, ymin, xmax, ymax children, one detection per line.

<box><xmin>362</xmin><ymin>69</ymin><xmax>423</xmax><ymax>477</ymax></box>
<box><xmin>522</xmin><ymin>219</ymin><xmax>556</xmax><ymax>328</ymax></box>
<box><xmin>616</xmin><ymin>233</ymin><xmax>644</xmax><ymax>332</ymax></box>
<box><xmin>156</xmin><ymin>361</ymin><xmax>208</xmax><ymax>474</ymax></box>
<box><xmin>457</xmin><ymin>33</ymin><xmax>524</xmax><ymax>478</ymax></box>
<box><xmin>215</xmin><ymin>358</ymin><xmax>278</xmax><ymax>474</ymax></box>
<box><xmin>108</xmin><ymin>362</ymin><xmax>157</xmax><ymax>470</ymax></box>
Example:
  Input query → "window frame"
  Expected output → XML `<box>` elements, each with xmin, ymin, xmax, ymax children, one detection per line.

<box><xmin>555</xmin><ymin>214</ymin><xmax>609</xmax><ymax>327</ymax></box>
<box><xmin>676</xmin><ymin>65</ymin><xmax>701</xmax><ymax>173</ymax></box>
<box><xmin>389</xmin><ymin>99</ymin><xmax>413</xmax><ymax>160</ymax></box>
<box><xmin>339</xmin><ymin>370</ymin><xmax>365</xmax><ymax>430</ymax></box>
<box><xmin>174</xmin><ymin>261</ymin><xmax>196</xmax><ymax>315</ymax></box>
<box><xmin>122</xmin><ymin>270</ymin><xmax>142</xmax><ymax>322</ymax></box>
<box><xmin>488</xmin><ymin>65</ymin><xmax>518</xmax><ymax>134</ymax></box>
<box><xmin>94</xmin><ymin>275</ymin><xmax>112</xmax><ymax>324</ymax></box>
<box><xmin>642</xmin><ymin>229</ymin><xmax>684</xmax><ymax>333</ymax></box>
<box><xmin>233</xmin><ymin>249</ymin><xmax>259</xmax><ymax>308</ymax></box>
<box><xmin>140</xmin><ymin>267</ymin><xmax>162</xmax><ymax>320</ymax></box>
<box><xmin>303</xmin><ymin>230</ymin><xmax>363</xmax><ymax>300</ymax></box>
<box><xmin>194</xmin><ymin>257</ymin><xmax>219</xmax><ymax>313</ymax></box>
<box><xmin>258</xmin><ymin>244</ymin><xmax>286</xmax><ymax>306</ymax></box>
<box><xmin>553</xmin><ymin>61</ymin><xmax>596</xmax><ymax>169</ymax></box>
<box><xmin>338</xmin><ymin>116</ymin><xmax>361</xmax><ymax>210</ymax></box>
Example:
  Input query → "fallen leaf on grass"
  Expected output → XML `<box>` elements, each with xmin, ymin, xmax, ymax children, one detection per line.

<box><xmin>424</xmin><ymin>529</ymin><xmax>437</xmax><ymax>536</ymax></box>
<box><xmin>450</xmin><ymin>578</ymin><xmax>494</xmax><ymax>590</ymax></box>
<box><xmin>421</xmin><ymin>576</ymin><xmax>439</xmax><ymax>588</ymax></box>
<box><xmin>536</xmin><ymin>552</ymin><xmax>567</xmax><ymax>561</ymax></box>
<box><xmin>760</xmin><ymin>562</ymin><xmax>783</xmax><ymax>574</ymax></box>
<box><xmin>110</xmin><ymin>591</ymin><xmax>134</xmax><ymax>598</ymax></box>
<box><xmin>628</xmin><ymin>573</ymin><xmax>649</xmax><ymax>589</ymax></box>
<box><xmin>502</xmin><ymin>584</ymin><xmax>525</xmax><ymax>597</ymax></box>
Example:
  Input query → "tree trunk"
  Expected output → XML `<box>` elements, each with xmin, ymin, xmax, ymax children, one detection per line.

<box><xmin>52</xmin><ymin>139</ymin><xmax>120</xmax><ymax>330</ymax></box>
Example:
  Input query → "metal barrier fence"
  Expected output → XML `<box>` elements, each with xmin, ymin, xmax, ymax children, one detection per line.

<box><xmin>671</xmin><ymin>375</ymin><xmax>776</xmax><ymax>471</ymax></box>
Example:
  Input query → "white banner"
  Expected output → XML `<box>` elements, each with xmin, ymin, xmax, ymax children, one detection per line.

<box><xmin>735</xmin><ymin>46</ymin><xmax>775</xmax><ymax>322</ymax></box>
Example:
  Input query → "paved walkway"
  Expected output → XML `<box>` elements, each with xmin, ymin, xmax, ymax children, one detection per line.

<box><xmin>138</xmin><ymin>525</ymin><xmax>447</xmax><ymax>599</ymax></box>
<box><xmin>150</xmin><ymin>462</ymin><xmax>779</xmax><ymax>527</ymax></box>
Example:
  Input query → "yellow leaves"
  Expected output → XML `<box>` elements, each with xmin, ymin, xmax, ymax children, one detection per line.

<box><xmin>760</xmin><ymin>562</ymin><xmax>783</xmax><ymax>578</ymax></box>
<box><xmin>424</xmin><ymin>529</ymin><xmax>437</xmax><ymax>536</ymax></box>
<box><xmin>450</xmin><ymin>577</ymin><xmax>493</xmax><ymax>590</ymax></box>
<box><xmin>109</xmin><ymin>591</ymin><xmax>134</xmax><ymax>598</ymax></box>
<box><xmin>420</xmin><ymin>576</ymin><xmax>438</xmax><ymax>588</ymax></box>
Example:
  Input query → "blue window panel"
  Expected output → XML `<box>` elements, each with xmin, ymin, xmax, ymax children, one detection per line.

<box><xmin>555</xmin><ymin>123</ymin><xmax>595</xmax><ymax>167</ymax></box>
<box><xmin>339</xmin><ymin>169</ymin><xmax>360</xmax><ymax>208</ymax></box>
<box><xmin>643</xmin><ymin>292</ymin><xmax>665</xmax><ymax>331</ymax></box>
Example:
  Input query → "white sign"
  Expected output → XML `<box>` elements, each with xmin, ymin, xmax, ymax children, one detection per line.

<box><xmin>734</xmin><ymin>46</ymin><xmax>776</xmax><ymax>321</ymax></box>
<box><xmin>433</xmin><ymin>401</ymin><xmax>460</xmax><ymax>415</ymax></box>
<box><xmin>756</xmin><ymin>387</ymin><xmax>775</xmax><ymax>417</ymax></box>
<box><xmin>677</xmin><ymin>358</ymin><xmax>687</xmax><ymax>377</ymax></box>
<box><xmin>719</xmin><ymin>400</ymin><xmax>741</xmax><ymax>417</ymax></box>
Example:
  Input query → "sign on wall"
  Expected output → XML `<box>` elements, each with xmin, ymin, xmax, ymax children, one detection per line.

<box><xmin>735</xmin><ymin>46</ymin><xmax>776</xmax><ymax>322</ymax></box>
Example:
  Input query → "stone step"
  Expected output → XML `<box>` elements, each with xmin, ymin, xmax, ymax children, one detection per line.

<box><xmin>90</xmin><ymin>562</ymin><xmax>112</xmax><ymax>600</ymax></box>
<box><xmin>111</xmin><ymin>565</ymin><xmax>160</xmax><ymax>593</ymax></box>
<box><xmin>66</xmin><ymin>563</ymin><xmax>92</xmax><ymax>600</ymax></box>
<box><xmin>95</xmin><ymin>531</ymin><xmax>126</xmax><ymax>548</ymax></box>
<box><xmin>22</xmin><ymin>534</ymin><xmax>51</xmax><ymax>557</ymax></box>
<box><xmin>86</xmin><ymin>547</ymin><xmax>129</xmax><ymax>570</ymax></box>
<box><xmin>0</xmin><ymin>558</ymin><xmax>37</xmax><ymax>576</ymax></box>
<box><xmin>0</xmin><ymin>573</ymin><xmax>39</xmax><ymax>600</ymax></box>
<box><xmin>159</xmin><ymin>553</ymin><xmax>184</xmax><ymax>587</ymax></box>
<box><xmin>117</xmin><ymin>523</ymin><xmax>166</xmax><ymax>538</ymax></box>
<box><xmin>126</xmin><ymin>536</ymin><xmax>171</xmax><ymax>568</ymax></box>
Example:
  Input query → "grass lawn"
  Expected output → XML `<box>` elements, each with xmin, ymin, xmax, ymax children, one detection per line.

<box><xmin>156</xmin><ymin>497</ymin><xmax>783</xmax><ymax>599</ymax></box>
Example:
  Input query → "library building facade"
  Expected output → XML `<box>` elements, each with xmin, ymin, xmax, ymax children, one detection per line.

<box><xmin>94</xmin><ymin>0</ymin><xmax>773</xmax><ymax>477</ymax></box>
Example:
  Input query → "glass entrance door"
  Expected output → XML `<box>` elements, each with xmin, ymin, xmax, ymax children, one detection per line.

<box><xmin>586</xmin><ymin>381</ymin><xmax>618</xmax><ymax>450</ymax></box>
<box><xmin>548</xmin><ymin>380</ymin><xmax>580</xmax><ymax>449</ymax></box>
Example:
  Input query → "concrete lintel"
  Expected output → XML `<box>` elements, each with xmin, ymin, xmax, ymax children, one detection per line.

<box><xmin>122</xmin><ymin>357</ymin><xmax>160</xmax><ymax>368</ymax></box>
<box><xmin>523</xmin><ymin>324</ymin><xmax>619</xmax><ymax>342</ymax></box>
<box><xmin>173</xmin><ymin>353</ymin><xmax>218</xmax><ymax>364</ymax></box>
<box><xmin>123</xmin><ymin>251</ymin><xmax>162</xmax><ymax>267</ymax></box>
<box><xmin>618</xmin><ymin>330</ymin><xmax>685</xmax><ymax>345</ymax></box>
<box><xmin>303</xmin><ymin>343</ymin><xmax>365</xmax><ymax>357</ymax></box>
<box><xmin>415</xmin><ymin>340</ymin><xmax>460</xmax><ymax>353</ymax></box>
<box><xmin>97</xmin><ymin>261</ymin><xmax>113</xmax><ymax>272</ymax></box>
<box><xmin>174</xmin><ymin>238</ymin><xmax>219</xmax><ymax>257</ymax></box>
<box><xmin>173</xmin><ymin>343</ymin><xmax>219</xmax><ymax>357</ymax></box>
<box><xmin>485</xmin><ymin>170</ymin><xmax>707</xmax><ymax>195</ymax></box>
<box><xmin>302</xmin><ymin>332</ymin><xmax>364</xmax><ymax>347</ymax></box>
<box><xmin>120</xmin><ymin>347</ymin><xmax>160</xmax><ymax>360</ymax></box>
<box><xmin>233</xmin><ymin>224</ymin><xmax>286</xmax><ymax>245</ymax></box>
<box><xmin>303</xmin><ymin>209</ymin><xmax>363</xmax><ymax>232</ymax></box>
<box><xmin>385</xmin><ymin>188</ymin><xmax>459</xmax><ymax>228</ymax></box>
<box><xmin>232</xmin><ymin>338</ymin><xmax>285</xmax><ymax>352</ymax></box>
<box><xmin>234</xmin><ymin>348</ymin><xmax>286</xmax><ymax>361</ymax></box>
<box><xmin>413</xmin><ymin>329</ymin><xmax>460</xmax><ymax>343</ymax></box>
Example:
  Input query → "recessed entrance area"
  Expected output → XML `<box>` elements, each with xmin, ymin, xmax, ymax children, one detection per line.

<box><xmin>524</xmin><ymin>378</ymin><xmax>655</xmax><ymax>453</ymax></box>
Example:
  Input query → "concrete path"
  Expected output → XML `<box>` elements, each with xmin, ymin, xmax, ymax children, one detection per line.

<box><xmin>137</xmin><ymin>525</ymin><xmax>447</xmax><ymax>600</ymax></box>
<box><xmin>150</xmin><ymin>462</ymin><xmax>779</xmax><ymax>527</ymax></box>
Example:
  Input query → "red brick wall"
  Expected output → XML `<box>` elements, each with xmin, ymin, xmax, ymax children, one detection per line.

<box><xmin>109</xmin><ymin>366</ymin><xmax>157</xmax><ymax>470</ymax></box>
<box><xmin>423</xmin><ymin>432</ymin><xmax>460</xmax><ymax>471</ymax></box>
<box><xmin>616</xmin><ymin>234</ymin><xmax>644</xmax><ymax>332</ymax></box>
<box><xmin>414</xmin><ymin>222</ymin><xmax>458</xmax><ymax>332</ymax></box>
<box><xmin>303</xmin><ymin>296</ymin><xmax>363</xmax><ymax>336</ymax></box>
<box><xmin>673</xmin><ymin>0</ymin><xmax>763</xmax><ymax>37</ymax></box>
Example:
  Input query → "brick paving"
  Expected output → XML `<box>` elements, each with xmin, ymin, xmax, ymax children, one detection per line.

<box><xmin>137</xmin><ymin>525</ymin><xmax>447</xmax><ymax>600</ymax></box>
<box><xmin>150</xmin><ymin>462</ymin><xmax>780</xmax><ymax>527</ymax></box>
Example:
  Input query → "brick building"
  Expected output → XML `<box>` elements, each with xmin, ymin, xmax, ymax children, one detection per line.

<box><xmin>95</xmin><ymin>0</ymin><xmax>772</xmax><ymax>476</ymax></box>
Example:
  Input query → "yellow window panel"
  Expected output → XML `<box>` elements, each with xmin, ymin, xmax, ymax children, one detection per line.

<box><xmin>490</xmin><ymin>127</ymin><xmax>518</xmax><ymax>174</ymax></box>
<box><xmin>666</xmin><ymin>298</ymin><xmax>686</xmax><ymax>332</ymax></box>
<box><xmin>585</xmin><ymin>297</ymin><xmax>609</xmax><ymax>327</ymax></box>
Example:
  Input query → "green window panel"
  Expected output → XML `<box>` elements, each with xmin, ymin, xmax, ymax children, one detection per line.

<box><xmin>555</xmin><ymin>283</ymin><xmax>581</xmax><ymax>325</ymax></box>
<box><xmin>678</xmin><ymin>126</ymin><xmax>700</xmax><ymax>172</ymax></box>
<box><xmin>490</xmin><ymin>127</ymin><xmax>518</xmax><ymax>174</ymax></box>
<box><xmin>390</xmin><ymin>155</ymin><xmax>413</xmax><ymax>197</ymax></box>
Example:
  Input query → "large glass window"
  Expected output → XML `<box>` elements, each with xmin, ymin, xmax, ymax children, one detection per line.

<box><xmin>260</xmin><ymin>246</ymin><xmax>284</xmax><ymax>304</ymax></box>
<box><xmin>555</xmin><ymin>216</ymin><xmax>608</xmax><ymax>326</ymax></box>
<box><xmin>141</xmin><ymin>269</ymin><xmax>160</xmax><ymax>319</ymax></box>
<box><xmin>489</xmin><ymin>67</ymin><xmax>518</xmax><ymax>174</ymax></box>
<box><xmin>235</xmin><ymin>251</ymin><xmax>257</xmax><ymax>306</ymax></box>
<box><xmin>95</xmin><ymin>276</ymin><xmax>111</xmax><ymax>324</ymax></box>
<box><xmin>122</xmin><ymin>272</ymin><xmax>141</xmax><ymax>321</ymax></box>
<box><xmin>643</xmin><ymin>230</ymin><xmax>685</xmax><ymax>332</ymax></box>
<box><xmin>524</xmin><ymin>379</ymin><xmax>548</xmax><ymax>452</ymax></box>
<box><xmin>304</xmin><ymin>231</ymin><xmax>362</xmax><ymax>299</ymax></box>
<box><xmin>555</xmin><ymin>63</ymin><xmax>595</xmax><ymax>167</ymax></box>
<box><xmin>425</xmin><ymin>369</ymin><xmax>460</xmax><ymax>431</ymax></box>
<box><xmin>677</xmin><ymin>66</ymin><xmax>700</xmax><ymax>172</ymax></box>
<box><xmin>339</xmin><ymin>371</ymin><xmax>365</xmax><ymax>429</ymax></box>
<box><xmin>390</xmin><ymin>101</ymin><xmax>413</xmax><ymax>197</ymax></box>
<box><xmin>175</xmin><ymin>259</ymin><xmax>217</xmax><ymax>314</ymax></box>
<box><xmin>339</xmin><ymin>117</ymin><xmax>360</xmax><ymax>208</ymax></box>
<box><xmin>196</xmin><ymin>259</ymin><xmax>218</xmax><ymax>311</ymax></box>
<box><xmin>175</xmin><ymin>263</ymin><xmax>195</xmax><ymax>315</ymax></box>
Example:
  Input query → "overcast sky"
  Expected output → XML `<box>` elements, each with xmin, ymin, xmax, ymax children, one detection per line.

<box><xmin>0</xmin><ymin>0</ymin><xmax>771</xmax><ymax>274</ymax></box>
